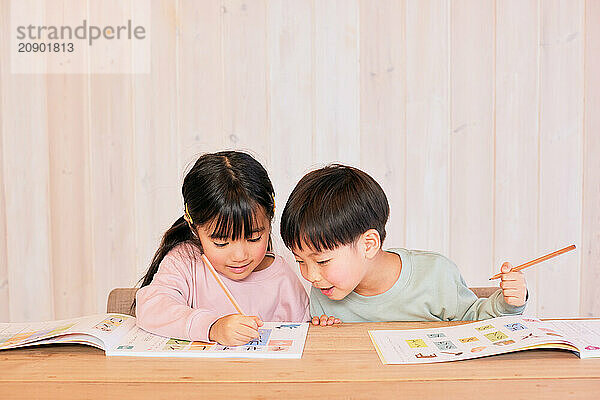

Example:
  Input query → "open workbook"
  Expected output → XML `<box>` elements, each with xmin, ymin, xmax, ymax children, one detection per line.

<box><xmin>0</xmin><ymin>313</ymin><xmax>309</xmax><ymax>358</ymax></box>
<box><xmin>369</xmin><ymin>315</ymin><xmax>600</xmax><ymax>364</ymax></box>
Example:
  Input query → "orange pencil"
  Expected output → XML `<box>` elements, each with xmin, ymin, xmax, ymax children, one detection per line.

<box><xmin>201</xmin><ymin>254</ymin><xmax>245</xmax><ymax>315</ymax></box>
<box><xmin>489</xmin><ymin>244</ymin><xmax>576</xmax><ymax>280</ymax></box>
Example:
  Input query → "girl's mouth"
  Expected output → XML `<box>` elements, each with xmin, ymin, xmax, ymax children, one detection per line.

<box><xmin>228</xmin><ymin>261</ymin><xmax>251</xmax><ymax>274</ymax></box>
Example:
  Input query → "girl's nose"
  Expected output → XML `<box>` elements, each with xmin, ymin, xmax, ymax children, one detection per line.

<box><xmin>231</xmin><ymin>242</ymin><xmax>249</xmax><ymax>262</ymax></box>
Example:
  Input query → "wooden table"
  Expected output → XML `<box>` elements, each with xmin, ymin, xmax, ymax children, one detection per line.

<box><xmin>1</xmin><ymin>321</ymin><xmax>599</xmax><ymax>399</ymax></box>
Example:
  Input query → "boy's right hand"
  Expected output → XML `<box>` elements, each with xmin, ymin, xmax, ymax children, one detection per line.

<box><xmin>311</xmin><ymin>314</ymin><xmax>341</xmax><ymax>326</ymax></box>
<box><xmin>208</xmin><ymin>314</ymin><xmax>263</xmax><ymax>346</ymax></box>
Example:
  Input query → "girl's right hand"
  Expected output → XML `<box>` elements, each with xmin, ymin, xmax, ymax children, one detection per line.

<box><xmin>208</xmin><ymin>314</ymin><xmax>264</xmax><ymax>346</ymax></box>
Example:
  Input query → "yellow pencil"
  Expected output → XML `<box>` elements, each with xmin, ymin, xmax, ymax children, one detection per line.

<box><xmin>489</xmin><ymin>244</ymin><xmax>576</xmax><ymax>280</ymax></box>
<box><xmin>201</xmin><ymin>254</ymin><xmax>245</xmax><ymax>315</ymax></box>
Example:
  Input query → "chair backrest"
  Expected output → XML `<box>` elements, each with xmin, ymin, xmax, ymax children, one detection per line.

<box><xmin>106</xmin><ymin>286</ymin><xmax>499</xmax><ymax>317</ymax></box>
<box><xmin>470</xmin><ymin>286</ymin><xmax>498</xmax><ymax>299</ymax></box>
<box><xmin>107</xmin><ymin>288</ymin><xmax>138</xmax><ymax>316</ymax></box>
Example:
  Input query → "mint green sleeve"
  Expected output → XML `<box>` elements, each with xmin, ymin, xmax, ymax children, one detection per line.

<box><xmin>309</xmin><ymin>287</ymin><xmax>325</xmax><ymax>318</ymax></box>
<box><xmin>454</xmin><ymin>275</ymin><xmax>527</xmax><ymax>321</ymax></box>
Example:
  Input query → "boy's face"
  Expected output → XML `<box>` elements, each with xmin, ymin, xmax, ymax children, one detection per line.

<box><xmin>292</xmin><ymin>242</ymin><xmax>368</xmax><ymax>300</ymax></box>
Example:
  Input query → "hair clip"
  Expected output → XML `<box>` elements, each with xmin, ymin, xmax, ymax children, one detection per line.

<box><xmin>184</xmin><ymin>203</ymin><xmax>194</xmax><ymax>225</ymax></box>
<box><xmin>272</xmin><ymin>193</ymin><xmax>276</xmax><ymax>213</ymax></box>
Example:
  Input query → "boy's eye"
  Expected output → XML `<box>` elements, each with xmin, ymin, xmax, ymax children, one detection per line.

<box><xmin>295</xmin><ymin>259</ymin><xmax>304</xmax><ymax>264</ymax></box>
<box><xmin>213</xmin><ymin>242</ymin><xmax>229</xmax><ymax>248</ymax></box>
<box><xmin>317</xmin><ymin>259</ymin><xmax>331</xmax><ymax>265</ymax></box>
<box><xmin>248</xmin><ymin>235</ymin><xmax>262</xmax><ymax>243</ymax></box>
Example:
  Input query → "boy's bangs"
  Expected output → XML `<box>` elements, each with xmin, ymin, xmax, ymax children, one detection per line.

<box><xmin>291</xmin><ymin>218</ymin><xmax>349</xmax><ymax>253</ymax></box>
<box><xmin>209</xmin><ymin>198</ymin><xmax>260</xmax><ymax>241</ymax></box>
<box><xmin>282</xmin><ymin>190</ymin><xmax>365</xmax><ymax>253</ymax></box>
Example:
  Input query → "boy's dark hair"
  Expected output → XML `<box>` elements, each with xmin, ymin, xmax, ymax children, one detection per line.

<box><xmin>280</xmin><ymin>164</ymin><xmax>389</xmax><ymax>252</ymax></box>
<box><xmin>138</xmin><ymin>150</ymin><xmax>275</xmax><ymax>289</ymax></box>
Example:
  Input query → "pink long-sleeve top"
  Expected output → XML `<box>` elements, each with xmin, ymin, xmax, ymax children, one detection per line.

<box><xmin>136</xmin><ymin>243</ymin><xmax>310</xmax><ymax>342</ymax></box>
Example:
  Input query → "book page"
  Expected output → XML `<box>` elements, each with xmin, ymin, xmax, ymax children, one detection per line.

<box><xmin>23</xmin><ymin>333</ymin><xmax>106</xmax><ymax>350</ymax></box>
<box><xmin>369</xmin><ymin>315</ymin><xmax>577</xmax><ymax>364</ymax></box>
<box><xmin>107</xmin><ymin>322</ymin><xmax>309</xmax><ymax>358</ymax></box>
<box><xmin>544</xmin><ymin>319</ymin><xmax>600</xmax><ymax>358</ymax></box>
<box><xmin>0</xmin><ymin>313</ymin><xmax>136</xmax><ymax>351</ymax></box>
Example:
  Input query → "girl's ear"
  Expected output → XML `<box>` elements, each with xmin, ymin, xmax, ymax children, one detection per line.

<box><xmin>186</xmin><ymin>222</ymin><xmax>200</xmax><ymax>239</ymax></box>
<box><xmin>360</xmin><ymin>229</ymin><xmax>381</xmax><ymax>259</ymax></box>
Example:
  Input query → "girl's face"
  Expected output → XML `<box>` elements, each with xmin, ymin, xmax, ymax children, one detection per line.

<box><xmin>292</xmin><ymin>243</ymin><xmax>368</xmax><ymax>300</ymax></box>
<box><xmin>195</xmin><ymin>210</ymin><xmax>272</xmax><ymax>281</ymax></box>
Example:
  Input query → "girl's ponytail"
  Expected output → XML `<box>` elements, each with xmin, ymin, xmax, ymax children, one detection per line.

<box><xmin>139</xmin><ymin>216</ymin><xmax>195</xmax><ymax>288</ymax></box>
<box><xmin>132</xmin><ymin>216</ymin><xmax>195</xmax><ymax>313</ymax></box>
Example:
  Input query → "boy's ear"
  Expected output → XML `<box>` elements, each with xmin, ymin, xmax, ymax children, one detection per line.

<box><xmin>360</xmin><ymin>229</ymin><xmax>381</xmax><ymax>259</ymax></box>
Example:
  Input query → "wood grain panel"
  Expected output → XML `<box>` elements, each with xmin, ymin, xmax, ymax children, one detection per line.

<box><xmin>0</xmin><ymin>0</ymin><xmax>9</xmax><ymax>321</ymax></box>
<box><xmin>314</xmin><ymin>0</ymin><xmax>360</xmax><ymax>165</ymax></box>
<box><xmin>495</xmin><ymin>0</ymin><xmax>540</xmax><ymax>315</ymax></box>
<box><xmin>88</xmin><ymin>0</ymin><xmax>138</xmax><ymax>313</ymax></box>
<box><xmin>0</xmin><ymin>1</ymin><xmax>53</xmax><ymax>322</ymax></box>
<box><xmin>405</xmin><ymin>0</ymin><xmax>450</xmax><ymax>254</ymax></box>
<box><xmin>450</xmin><ymin>0</ymin><xmax>495</xmax><ymax>286</ymax></box>
<box><xmin>178</xmin><ymin>0</ymin><xmax>224</xmax><ymax>168</ymax></box>
<box><xmin>45</xmin><ymin>1</ymin><xmax>94</xmax><ymax>320</ymax></box>
<box><xmin>222</xmin><ymin>0</ymin><xmax>269</xmax><ymax>155</ymax></box>
<box><xmin>581</xmin><ymin>0</ymin><xmax>600</xmax><ymax>317</ymax></box>
<box><xmin>267</xmin><ymin>0</ymin><xmax>314</xmax><ymax>265</ymax></box>
<box><xmin>133</xmin><ymin>0</ymin><xmax>180</xmax><ymax>280</ymax></box>
<box><xmin>537</xmin><ymin>0</ymin><xmax>583</xmax><ymax>317</ymax></box>
<box><xmin>359</xmin><ymin>0</ymin><xmax>406</xmax><ymax>248</ymax></box>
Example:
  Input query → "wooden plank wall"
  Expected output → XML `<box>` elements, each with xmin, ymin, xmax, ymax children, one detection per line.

<box><xmin>0</xmin><ymin>0</ymin><xmax>598</xmax><ymax>322</ymax></box>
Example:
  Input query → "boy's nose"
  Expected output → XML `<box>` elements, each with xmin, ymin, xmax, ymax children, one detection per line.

<box><xmin>306</xmin><ymin>263</ymin><xmax>321</xmax><ymax>282</ymax></box>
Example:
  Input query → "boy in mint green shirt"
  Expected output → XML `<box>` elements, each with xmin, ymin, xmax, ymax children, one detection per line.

<box><xmin>280</xmin><ymin>164</ymin><xmax>528</xmax><ymax>325</ymax></box>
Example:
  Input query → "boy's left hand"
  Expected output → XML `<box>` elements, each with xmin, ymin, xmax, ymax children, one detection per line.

<box><xmin>499</xmin><ymin>262</ymin><xmax>528</xmax><ymax>307</ymax></box>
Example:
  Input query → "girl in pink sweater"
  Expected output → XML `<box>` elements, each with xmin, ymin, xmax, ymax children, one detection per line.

<box><xmin>136</xmin><ymin>151</ymin><xmax>309</xmax><ymax>346</ymax></box>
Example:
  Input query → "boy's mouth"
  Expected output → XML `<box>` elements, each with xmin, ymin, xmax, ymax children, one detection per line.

<box><xmin>319</xmin><ymin>286</ymin><xmax>334</xmax><ymax>297</ymax></box>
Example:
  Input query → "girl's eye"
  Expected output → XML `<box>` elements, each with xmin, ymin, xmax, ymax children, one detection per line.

<box><xmin>248</xmin><ymin>235</ymin><xmax>262</xmax><ymax>243</ymax></box>
<box><xmin>213</xmin><ymin>242</ymin><xmax>229</xmax><ymax>248</ymax></box>
<box><xmin>295</xmin><ymin>260</ymin><xmax>304</xmax><ymax>264</ymax></box>
<box><xmin>317</xmin><ymin>259</ymin><xmax>331</xmax><ymax>265</ymax></box>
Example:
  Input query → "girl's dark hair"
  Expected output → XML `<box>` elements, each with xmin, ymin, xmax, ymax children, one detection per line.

<box><xmin>280</xmin><ymin>164</ymin><xmax>389</xmax><ymax>252</ymax></box>
<box><xmin>138</xmin><ymin>151</ymin><xmax>275</xmax><ymax>289</ymax></box>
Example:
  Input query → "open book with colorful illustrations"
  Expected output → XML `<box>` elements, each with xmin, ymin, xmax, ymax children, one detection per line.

<box><xmin>369</xmin><ymin>315</ymin><xmax>600</xmax><ymax>364</ymax></box>
<box><xmin>0</xmin><ymin>313</ymin><xmax>309</xmax><ymax>358</ymax></box>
